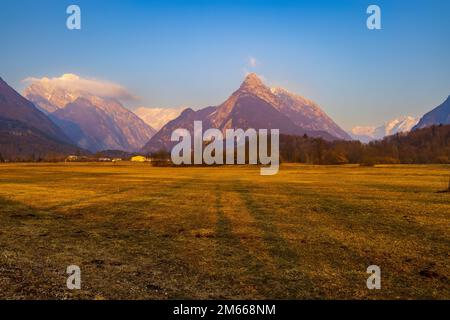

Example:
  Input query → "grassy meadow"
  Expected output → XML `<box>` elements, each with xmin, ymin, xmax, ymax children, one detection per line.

<box><xmin>0</xmin><ymin>162</ymin><xmax>448</xmax><ymax>299</ymax></box>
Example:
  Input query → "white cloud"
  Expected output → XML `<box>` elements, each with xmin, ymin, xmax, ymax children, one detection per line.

<box><xmin>23</xmin><ymin>73</ymin><xmax>137</xmax><ymax>101</ymax></box>
<box><xmin>248</xmin><ymin>56</ymin><xmax>258</xmax><ymax>68</ymax></box>
<box><xmin>134</xmin><ymin>107</ymin><xmax>183</xmax><ymax>130</ymax></box>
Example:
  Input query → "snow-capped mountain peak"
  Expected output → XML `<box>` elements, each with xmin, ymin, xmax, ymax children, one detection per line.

<box><xmin>135</xmin><ymin>107</ymin><xmax>183</xmax><ymax>130</ymax></box>
<box><xmin>23</xmin><ymin>74</ymin><xmax>156</xmax><ymax>152</ymax></box>
<box><xmin>350</xmin><ymin>116</ymin><xmax>419</xmax><ymax>143</ymax></box>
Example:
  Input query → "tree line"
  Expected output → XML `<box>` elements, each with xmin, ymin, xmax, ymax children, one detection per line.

<box><xmin>2</xmin><ymin>124</ymin><xmax>448</xmax><ymax>164</ymax></box>
<box><xmin>279</xmin><ymin>124</ymin><xmax>450</xmax><ymax>165</ymax></box>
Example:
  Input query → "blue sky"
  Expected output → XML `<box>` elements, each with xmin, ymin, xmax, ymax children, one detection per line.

<box><xmin>1</xmin><ymin>0</ymin><xmax>449</xmax><ymax>129</ymax></box>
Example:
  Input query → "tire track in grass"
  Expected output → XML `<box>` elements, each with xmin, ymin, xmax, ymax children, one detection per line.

<box><xmin>213</xmin><ymin>186</ymin><xmax>271</xmax><ymax>298</ymax></box>
<box><xmin>236</xmin><ymin>180</ymin><xmax>299</xmax><ymax>263</ymax></box>
<box><xmin>138</xmin><ymin>173</ymin><xmax>226</xmax><ymax>299</ymax></box>
<box><xmin>215</xmin><ymin>182</ymin><xmax>312</xmax><ymax>298</ymax></box>
<box><xmin>234</xmin><ymin>179</ymin><xmax>316</xmax><ymax>298</ymax></box>
<box><xmin>259</xmin><ymin>185</ymin><xmax>374</xmax><ymax>298</ymax></box>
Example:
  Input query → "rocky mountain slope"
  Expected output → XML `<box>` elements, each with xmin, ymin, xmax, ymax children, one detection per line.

<box><xmin>142</xmin><ymin>73</ymin><xmax>347</xmax><ymax>153</ymax></box>
<box><xmin>24</xmin><ymin>75</ymin><xmax>156</xmax><ymax>152</ymax></box>
<box><xmin>0</xmin><ymin>77</ymin><xmax>82</xmax><ymax>160</ymax></box>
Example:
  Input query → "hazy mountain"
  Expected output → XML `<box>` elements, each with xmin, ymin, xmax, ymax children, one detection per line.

<box><xmin>351</xmin><ymin>116</ymin><xmax>419</xmax><ymax>143</ymax></box>
<box><xmin>413</xmin><ymin>95</ymin><xmax>450</xmax><ymax>130</ymax></box>
<box><xmin>135</xmin><ymin>107</ymin><xmax>183</xmax><ymax>130</ymax></box>
<box><xmin>142</xmin><ymin>73</ymin><xmax>343</xmax><ymax>153</ymax></box>
<box><xmin>0</xmin><ymin>77</ymin><xmax>82</xmax><ymax>160</ymax></box>
<box><xmin>24</xmin><ymin>78</ymin><xmax>156</xmax><ymax>152</ymax></box>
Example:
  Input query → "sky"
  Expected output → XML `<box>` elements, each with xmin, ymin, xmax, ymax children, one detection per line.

<box><xmin>0</xmin><ymin>0</ymin><xmax>449</xmax><ymax>130</ymax></box>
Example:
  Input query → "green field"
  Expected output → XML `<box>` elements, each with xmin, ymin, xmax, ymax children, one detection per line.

<box><xmin>0</xmin><ymin>163</ymin><xmax>448</xmax><ymax>299</ymax></box>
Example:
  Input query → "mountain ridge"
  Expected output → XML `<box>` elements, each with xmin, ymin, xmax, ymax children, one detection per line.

<box><xmin>413</xmin><ymin>95</ymin><xmax>450</xmax><ymax>130</ymax></box>
<box><xmin>24</xmin><ymin>76</ymin><xmax>156</xmax><ymax>152</ymax></box>
<box><xmin>0</xmin><ymin>77</ymin><xmax>83</xmax><ymax>160</ymax></box>
<box><xmin>142</xmin><ymin>73</ymin><xmax>347</xmax><ymax>153</ymax></box>
<box><xmin>0</xmin><ymin>77</ymin><xmax>72</xmax><ymax>144</ymax></box>
<box><xmin>351</xmin><ymin>116</ymin><xmax>419</xmax><ymax>143</ymax></box>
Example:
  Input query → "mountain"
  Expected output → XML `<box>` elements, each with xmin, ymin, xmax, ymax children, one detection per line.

<box><xmin>52</xmin><ymin>97</ymin><xmax>132</xmax><ymax>152</ymax></box>
<box><xmin>413</xmin><ymin>95</ymin><xmax>450</xmax><ymax>130</ymax></box>
<box><xmin>270</xmin><ymin>87</ymin><xmax>351</xmax><ymax>140</ymax></box>
<box><xmin>135</xmin><ymin>107</ymin><xmax>183</xmax><ymax>130</ymax></box>
<box><xmin>142</xmin><ymin>73</ymin><xmax>346</xmax><ymax>153</ymax></box>
<box><xmin>24</xmin><ymin>77</ymin><xmax>156</xmax><ymax>152</ymax></box>
<box><xmin>0</xmin><ymin>77</ymin><xmax>82</xmax><ymax>160</ymax></box>
<box><xmin>0</xmin><ymin>117</ymin><xmax>83</xmax><ymax>161</ymax></box>
<box><xmin>142</xmin><ymin>106</ymin><xmax>218</xmax><ymax>152</ymax></box>
<box><xmin>351</xmin><ymin>116</ymin><xmax>419</xmax><ymax>143</ymax></box>
<box><xmin>0</xmin><ymin>77</ymin><xmax>72</xmax><ymax>143</ymax></box>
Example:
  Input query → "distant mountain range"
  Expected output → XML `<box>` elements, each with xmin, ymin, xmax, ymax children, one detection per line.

<box><xmin>1</xmin><ymin>73</ymin><xmax>449</xmax><ymax>160</ymax></box>
<box><xmin>142</xmin><ymin>73</ymin><xmax>350</xmax><ymax>153</ymax></box>
<box><xmin>350</xmin><ymin>116</ymin><xmax>419</xmax><ymax>143</ymax></box>
<box><xmin>0</xmin><ymin>77</ymin><xmax>82</xmax><ymax>160</ymax></box>
<box><xmin>349</xmin><ymin>95</ymin><xmax>450</xmax><ymax>143</ymax></box>
<box><xmin>24</xmin><ymin>75</ymin><xmax>156</xmax><ymax>152</ymax></box>
<box><xmin>413</xmin><ymin>95</ymin><xmax>450</xmax><ymax>130</ymax></box>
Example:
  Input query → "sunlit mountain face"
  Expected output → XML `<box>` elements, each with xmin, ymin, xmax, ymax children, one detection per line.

<box><xmin>24</xmin><ymin>74</ymin><xmax>156</xmax><ymax>152</ymax></box>
<box><xmin>142</xmin><ymin>73</ymin><xmax>349</xmax><ymax>153</ymax></box>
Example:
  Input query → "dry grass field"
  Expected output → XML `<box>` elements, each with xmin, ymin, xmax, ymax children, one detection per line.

<box><xmin>0</xmin><ymin>162</ymin><xmax>448</xmax><ymax>299</ymax></box>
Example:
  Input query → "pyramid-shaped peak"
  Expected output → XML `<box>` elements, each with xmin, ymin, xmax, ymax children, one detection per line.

<box><xmin>244</xmin><ymin>72</ymin><xmax>262</xmax><ymax>81</ymax></box>
<box><xmin>240</xmin><ymin>73</ymin><xmax>265</xmax><ymax>89</ymax></box>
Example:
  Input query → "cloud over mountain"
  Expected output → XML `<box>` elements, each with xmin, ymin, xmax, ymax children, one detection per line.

<box><xmin>248</xmin><ymin>57</ymin><xmax>258</xmax><ymax>68</ymax></box>
<box><xmin>23</xmin><ymin>74</ymin><xmax>136</xmax><ymax>105</ymax></box>
<box><xmin>23</xmin><ymin>74</ymin><xmax>155</xmax><ymax>152</ymax></box>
